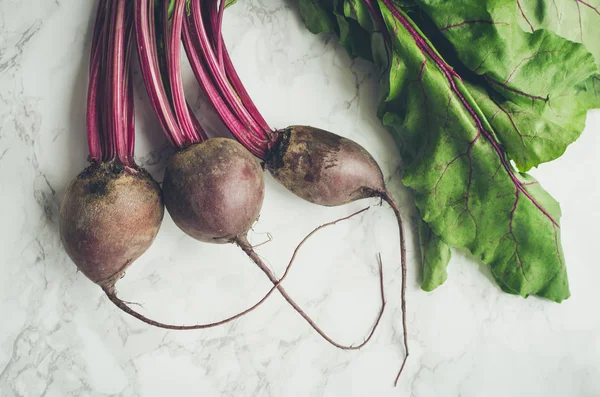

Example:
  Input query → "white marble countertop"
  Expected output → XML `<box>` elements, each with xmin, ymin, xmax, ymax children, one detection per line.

<box><xmin>1</xmin><ymin>0</ymin><xmax>600</xmax><ymax>396</ymax></box>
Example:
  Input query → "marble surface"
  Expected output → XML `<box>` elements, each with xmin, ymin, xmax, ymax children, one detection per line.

<box><xmin>1</xmin><ymin>0</ymin><xmax>600</xmax><ymax>396</ymax></box>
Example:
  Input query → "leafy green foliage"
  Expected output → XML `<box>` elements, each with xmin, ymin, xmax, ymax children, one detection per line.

<box><xmin>419</xmin><ymin>220</ymin><xmax>451</xmax><ymax>292</ymax></box>
<box><xmin>515</xmin><ymin>0</ymin><xmax>600</xmax><ymax>107</ymax></box>
<box><xmin>298</xmin><ymin>0</ymin><xmax>336</xmax><ymax>33</ymax></box>
<box><xmin>296</xmin><ymin>0</ymin><xmax>598</xmax><ymax>301</ymax></box>
<box><xmin>414</xmin><ymin>0</ymin><xmax>597</xmax><ymax>172</ymax></box>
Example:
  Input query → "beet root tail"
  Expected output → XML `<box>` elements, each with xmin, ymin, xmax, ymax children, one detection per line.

<box><xmin>235</xmin><ymin>207</ymin><xmax>386</xmax><ymax>351</ymax></box>
<box><xmin>379</xmin><ymin>191</ymin><xmax>409</xmax><ymax>386</ymax></box>
<box><xmin>102</xmin><ymin>275</ymin><xmax>283</xmax><ymax>330</ymax></box>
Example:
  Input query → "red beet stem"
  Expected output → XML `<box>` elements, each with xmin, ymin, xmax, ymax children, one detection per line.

<box><xmin>134</xmin><ymin>0</ymin><xmax>208</xmax><ymax>149</ymax></box>
<box><xmin>167</xmin><ymin>0</ymin><xmax>204</xmax><ymax>143</ymax></box>
<box><xmin>190</xmin><ymin>0</ymin><xmax>263</xmax><ymax>137</ymax></box>
<box><xmin>134</xmin><ymin>0</ymin><xmax>187</xmax><ymax>148</ymax></box>
<box><xmin>182</xmin><ymin>17</ymin><xmax>263</xmax><ymax>155</ymax></box>
<box><xmin>108</xmin><ymin>0</ymin><xmax>130</xmax><ymax>165</ymax></box>
<box><xmin>86</xmin><ymin>1</ymin><xmax>104</xmax><ymax>163</ymax></box>
<box><xmin>124</xmin><ymin>9</ymin><xmax>136</xmax><ymax>162</ymax></box>
<box><xmin>87</xmin><ymin>0</ymin><xmax>135</xmax><ymax>166</ymax></box>
<box><xmin>215</xmin><ymin>0</ymin><xmax>226</xmax><ymax>68</ymax></box>
<box><xmin>204</xmin><ymin>0</ymin><xmax>272</xmax><ymax>138</ymax></box>
<box><xmin>182</xmin><ymin>0</ymin><xmax>269</xmax><ymax>157</ymax></box>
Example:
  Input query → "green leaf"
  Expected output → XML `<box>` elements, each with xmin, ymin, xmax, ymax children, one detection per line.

<box><xmin>516</xmin><ymin>0</ymin><xmax>600</xmax><ymax>108</ymax></box>
<box><xmin>343</xmin><ymin>0</ymin><xmax>375</xmax><ymax>29</ymax></box>
<box><xmin>413</xmin><ymin>0</ymin><xmax>598</xmax><ymax>171</ymax></box>
<box><xmin>516</xmin><ymin>0</ymin><xmax>600</xmax><ymax>60</ymax></box>
<box><xmin>467</xmin><ymin>80</ymin><xmax>589</xmax><ymax>173</ymax></box>
<box><xmin>168</xmin><ymin>0</ymin><xmax>175</xmax><ymax>18</ymax></box>
<box><xmin>297</xmin><ymin>0</ymin><xmax>576</xmax><ymax>301</ymax></box>
<box><xmin>574</xmin><ymin>75</ymin><xmax>600</xmax><ymax>108</ymax></box>
<box><xmin>297</xmin><ymin>0</ymin><xmax>337</xmax><ymax>34</ymax></box>
<box><xmin>335</xmin><ymin>14</ymin><xmax>373</xmax><ymax>59</ymax></box>
<box><xmin>378</xmin><ymin>3</ymin><xmax>569</xmax><ymax>301</ymax></box>
<box><xmin>418</xmin><ymin>219</ymin><xmax>451</xmax><ymax>292</ymax></box>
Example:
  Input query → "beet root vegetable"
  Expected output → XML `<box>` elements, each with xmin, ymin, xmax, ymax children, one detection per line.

<box><xmin>267</xmin><ymin>126</ymin><xmax>387</xmax><ymax>206</ymax></box>
<box><xmin>60</xmin><ymin>163</ymin><xmax>163</xmax><ymax>289</ymax></box>
<box><xmin>265</xmin><ymin>125</ymin><xmax>405</xmax><ymax>291</ymax></box>
<box><xmin>58</xmin><ymin>0</ymin><xmax>164</xmax><ymax>294</ymax></box>
<box><xmin>163</xmin><ymin>138</ymin><xmax>264</xmax><ymax>243</ymax></box>
<box><xmin>266</xmin><ymin>125</ymin><xmax>409</xmax><ymax>379</ymax></box>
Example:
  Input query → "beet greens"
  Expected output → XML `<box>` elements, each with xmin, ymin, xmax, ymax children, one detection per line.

<box><xmin>297</xmin><ymin>0</ymin><xmax>599</xmax><ymax>305</ymax></box>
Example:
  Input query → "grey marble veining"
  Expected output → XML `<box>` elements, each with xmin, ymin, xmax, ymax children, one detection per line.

<box><xmin>1</xmin><ymin>0</ymin><xmax>599</xmax><ymax>396</ymax></box>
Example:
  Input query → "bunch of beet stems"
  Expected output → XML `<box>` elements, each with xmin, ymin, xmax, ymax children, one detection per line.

<box><xmin>61</xmin><ymin>0</ymin><xmax>373</xmax><ymax>334</ymax></box>
<box><xmin>87</xmin><ymin>0</ymin><xmax>134</xmax><ymax>168</ymax></box>
<box><xmin>133</xmin><ymin>0</ymin><xmax>385</xmax><ymax>348</ymax></box>
<box><xmin>180</xmin><ymin>0</ymin><xmax>409</xmax><ymax>381</ymax></box>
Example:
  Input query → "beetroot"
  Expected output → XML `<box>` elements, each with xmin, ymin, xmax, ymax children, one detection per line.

<box><xmin>267</xmin><ymin>126</ymin><xmax>387</xmax><ymax>206</ymax></box>
<box><xmin>60</xmin><ymin>0</ymin><xmax>165</xmax><ymax>313</ymax></box>
<box><xmin>163</xmin><ymin>138</ymin><xmax>264</xmax><ymax>243</ymax></box>
<box><xmin>59</xmin><ymin>0</ymin><xmax>164</xmax><ymax>293</ymax></box>
<box><xmin>60</xmin><ymin>163</ymin><xmax>163</xmax><ymax>290</ymax></box>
